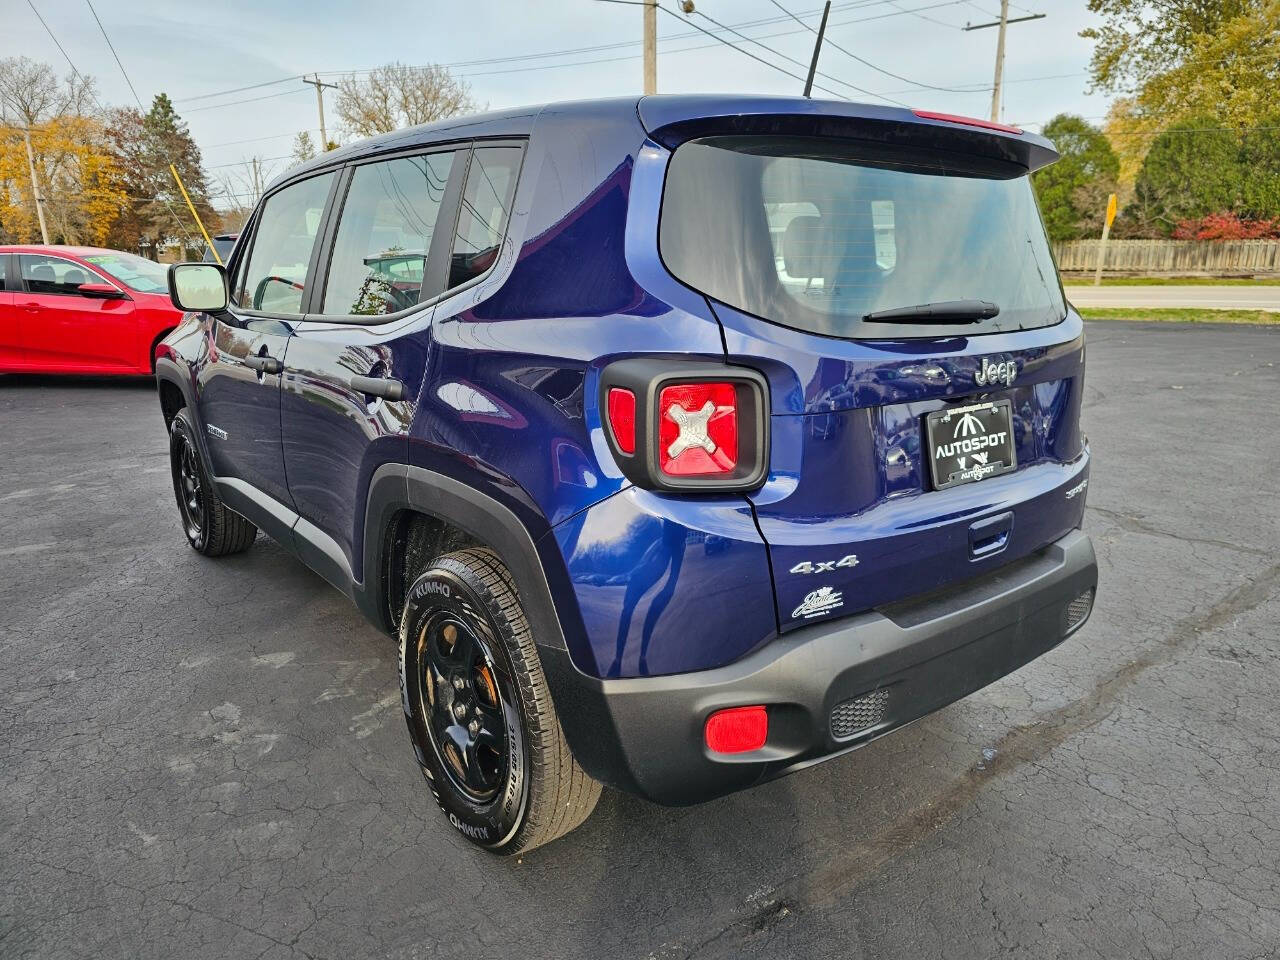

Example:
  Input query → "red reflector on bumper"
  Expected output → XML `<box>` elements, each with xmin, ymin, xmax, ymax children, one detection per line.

<box><xmin>705</xmin><ymin>705</ymin><xmax>768</xmax><ymax>754</ymax></box>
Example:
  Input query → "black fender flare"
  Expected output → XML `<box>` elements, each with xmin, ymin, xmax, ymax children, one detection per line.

<box><xmin>154</xmin><ymin>354</ymin><xmax>214</xmax><ymax>477</ymax></box>
<box><xmin>358</xmin><ymin>461</ymin><xmax>631</xmax><ymax>790</ymax></box>
<box><xmin>358</xmin><ymin>463</ymin><xmax>572</xmax><ymax>657</ymax></box>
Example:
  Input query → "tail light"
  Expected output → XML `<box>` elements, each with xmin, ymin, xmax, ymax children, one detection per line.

<box><xmin>600</xmin><ymin>359</ymin><xmax>768</xmax><ymax>492</ymax></box>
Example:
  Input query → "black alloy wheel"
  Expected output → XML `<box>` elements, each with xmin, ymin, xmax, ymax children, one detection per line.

<box><xmin>417</xmin><ymin>611</ymin><xmax>513</xmax><ymax>803</ymax></box>
<box><xmin>175</xmin><ymin>434</ymin><xmax>204</xmax><ymax>543</ymax></box>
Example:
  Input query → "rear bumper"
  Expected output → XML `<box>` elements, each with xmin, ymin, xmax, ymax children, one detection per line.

<box><xmin>543</xmin><ymin>529</ymin><xmax>1097</xmax><ymax>805</ymax></box>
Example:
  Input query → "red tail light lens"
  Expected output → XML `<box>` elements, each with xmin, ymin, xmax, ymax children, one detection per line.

<box><xmin>911</xmin><ymin>109</ymin><xmax>1023</xmax><ymax>135</ymax></box>
<box><xmin>607</xmin><ymin>387</ymin><xmax>636</xmax><ymax>455</ymax></box>
<box><xmin>657</xmin><ymin>382</ymin><xmax>738</xmax><ymax>476</ymax></box>
<box><xmin>705</xmin><ymin>705</ymin><xmax>768</xmax><ymax>754</ymax></box>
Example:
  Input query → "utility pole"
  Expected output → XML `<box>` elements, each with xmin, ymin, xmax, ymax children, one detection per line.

<box><xmin>303</xmin><ymin>74</ymin><xmax>338</xmax><ymax>150</ymax></box>
<box><xmin>643</xmin><ymin>1</ymin><xmax>657</xmax><ymax>95</ymax></box>
<box><xmin>963</xmin><ymin>4</ymin><xmax>1046</xmax><ymax>123</ymax></box>
<box><xmin>22</xmin><ymin>128</ymin><xmax>50</xmax><ymax>245</ymax></box>
<box><xmin>988</xmin><ymin>0</ymin><xmax>1008</xmax><ymax>122</ymax></box>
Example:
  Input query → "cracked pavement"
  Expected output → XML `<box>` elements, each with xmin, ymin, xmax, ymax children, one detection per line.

<box><xmin>2</xmin><ymin>320</ymin><xmax>1278</xmax><ymax>959</ymax></box>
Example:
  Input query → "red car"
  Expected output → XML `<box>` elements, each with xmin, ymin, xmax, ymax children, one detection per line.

<box><xmin>0</xmin><ymin>245</ymin><xmax>185</xmax><ymax>376</ymax></box>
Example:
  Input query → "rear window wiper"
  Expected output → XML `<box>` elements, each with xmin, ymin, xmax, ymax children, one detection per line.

<box><xmin>863</xmin><ymin>300</ymin><xmax>1000</xmax><ymax>324</ymax></box>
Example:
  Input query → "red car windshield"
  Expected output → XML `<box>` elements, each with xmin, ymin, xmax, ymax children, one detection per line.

<box><xmin>81</xmin><ymin>252</ymin><xmax>169</xmax><ymax>294</ymax></box>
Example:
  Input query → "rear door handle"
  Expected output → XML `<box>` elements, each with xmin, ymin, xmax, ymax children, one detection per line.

<box><xmin>243</xmin><ymin>354</ymin><xmax>283</xmax><ymax>374</ymax></box>
<box><xmin>351</xmin><ymin>375</ymin><xmax>406</xmax><ymax>401</ymax></box>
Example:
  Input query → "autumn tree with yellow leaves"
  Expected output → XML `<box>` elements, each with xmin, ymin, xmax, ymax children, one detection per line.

<box><xmin>0</xmin><ymin>57</ymin><xmax>126</xmax><ymax>245</ymax></box>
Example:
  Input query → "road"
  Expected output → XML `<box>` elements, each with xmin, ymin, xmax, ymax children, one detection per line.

<box><xmin>2</xmin><ymin>321</ymin><xmax>1279</xmax><ymax>960</ymax></box>
<box><xmin>1065</xmin><ymin>283</ymin><xmax>1280</xmax><ymax>310</ymax></box>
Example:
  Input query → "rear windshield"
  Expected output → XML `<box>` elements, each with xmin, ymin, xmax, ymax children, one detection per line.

<box><xmin>659</xmin><ymin>136</ymin><xmax>1066</xmax><ymax>340</ymax></box>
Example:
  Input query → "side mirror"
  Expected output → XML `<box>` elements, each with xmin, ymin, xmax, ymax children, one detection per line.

<box><xmin>168</xmin><ymin>262</ymin><xmax>228</xmax><ymax>313</ymax></box>
<box><xmin>78</xmin><ymin>282</ymin><xmax>126</xmax><ymax>300</ymax></box>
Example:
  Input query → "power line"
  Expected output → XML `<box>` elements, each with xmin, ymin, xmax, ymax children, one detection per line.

<box><xmin>768</xmin><ymin>0</ymin><xmax>979</xmax><ymax>92</ymax></box>
<box><xmin>205</xmin><ymin>129</ymin><xmax>320</xmax><ymax>150</ymax></box>
<box><xmin>169</xmin><ymin>0</ymin><xmax>966</xmax><ymax>108</ymax></box>
<box><xmin>177</xmin><ymin>75</ymin><xmax>305</xmax><ymax>105</ymax></box>
<box><xmin>184</xmin><ymin>89</ymin><xmax>312</xmax><ymax>113</ymax></box>
<box><xmin>21</xmin><ymin>0</ymin><xmax>200</xmax><ymax>248</ymax></box>
<box><xmin>83</xmin><ymin>0</ymin><xmax>144</xmax><ymax>109</ymax></box>
<box><xmin>649</xmin><ymin>1</ymin><xmax>854</xmax><ymax>101</ymax></box>
<box><xmin>694</xmin><ymin>4</ymin><xmax>909</xmax><ymax>104</ymax></box>
<box><xmin>594</xmin><ymin>0</ymin><xmax>856</xmax><ymax>100</ymax></box>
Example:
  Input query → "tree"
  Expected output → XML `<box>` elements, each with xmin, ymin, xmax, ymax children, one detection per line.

<box><xmin>336</xmin><ymin>63</ymin><xmax>480</xmax><ymax>139</ymax></box>
<box><xmin>104</xmin><ymin>94</ymin><xmax>213</xmax><ymax>255</ymax></box>
<box><xmin>1033</xmin><ymin>114</ymin><xmax>1120</xmax><ymax>242</ymax></box>
<box><xmin>0</xmin><ymin>58</ymin><xmax>122</xmax><ymax>245</ymax></box>
<box><xmin>1131</xmin><ymin>117</ymin><xmax>1245</xmax><ymax>234</ymax></box>
<box><xmin>290</xmin><ymin>130</ymin><xmax>316</xmax><ymax>167</ymax></box>
<box><xmin>0</xmin><ymin>56</ymin><xmax>94</xmax><ymax>127</ymax></box>
<box><xmin>142</xmin><ymin>93</ymin><xmax>214</xmax><ymax>250</ymax></box>
<box><xmin>1083</xmin><ymin>2</ymin><xmax>1280</xmax><ymax>125</ymax></box>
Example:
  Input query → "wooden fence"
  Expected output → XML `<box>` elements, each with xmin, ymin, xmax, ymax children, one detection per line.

<box><xmin>1053</xmin><ymin>239</ymin><xmax>1280</xmax><ymax>275</ymax></box>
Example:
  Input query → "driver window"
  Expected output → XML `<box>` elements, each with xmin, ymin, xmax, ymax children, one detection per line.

<box><xmin>319</xmin><ymin>150</ymin><xmax>456</xmax><ymax>317</ymax></box>
<box><xmin>237</xmin><ymin>172</ymin><xmax>334</xmax><ymax>315</ymax></box>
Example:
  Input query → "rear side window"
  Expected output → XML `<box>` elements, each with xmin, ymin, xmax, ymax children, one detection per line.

<box><xmin>237</xmin><ymin>172</ymin><xmax>335</xmax><ymax>315</ymax></box>
<box><xmin>321</xmin><ymin>151</ymin><xmax>456</xmax><ymax>316</ymax></box>
<box><xmin>448</xmin><ymin>146</ymin><xmax>521</xmax><ymax>290</ymax></box>
<box><xmin>660</xmin><ymin>136</ymin><xmax>1066</xmax><ymax>339</ymax></box>
<box><xmin>19</xmin><ymin>255</ymin><xmax>97</xmax><ymax>296</ymax></box>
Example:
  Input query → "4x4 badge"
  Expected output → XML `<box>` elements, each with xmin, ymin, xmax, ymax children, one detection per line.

<box><xmin>975</xmin><ymin>357</ymin><xmax>1017</xmax><ymax>387</ymax></box>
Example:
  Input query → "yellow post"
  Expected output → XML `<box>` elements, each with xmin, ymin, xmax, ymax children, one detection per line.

<box><xmin>169</xmin><ymin>163</ymin><xmax>221</xmax><ymax>265</ymax></box>
<box><xmin>1093</xmin><ymin>192</ymin><xmax>1118</xmax><ymax>287</ymax></box>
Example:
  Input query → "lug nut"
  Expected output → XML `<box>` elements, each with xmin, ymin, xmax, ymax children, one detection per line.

<box><xmin>453</xmin><ymin>676</ymin><xmax>465</xmax><ymax>690</ymax></box>
<box><xmin>468</xmin><ymin>720</ymin><xmax>479</xmax><ymax>736</ymax></box>
<box><xmin>454</xmin><ymin>703</ymin><xmax>467</xmax><ymax>720</ymax></box>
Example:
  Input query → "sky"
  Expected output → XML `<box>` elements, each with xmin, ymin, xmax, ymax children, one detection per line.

<box><xmin>8</xmin><ymin>0</ymin><xmax>1113</xmax><ymax>208</ymax></box>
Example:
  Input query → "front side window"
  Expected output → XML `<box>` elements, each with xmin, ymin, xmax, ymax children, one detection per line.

<box><xmin>660</xmin><ymin>136</ymin><xmax>1066</xmax><ymax>339</ymax></box>
<box><xmin>81</xmin><ymin>252</ymin><xmax>168</xmax><ymax>293</ymax></box>
<box><xmin>321</xmin><ymin>151</ymin><xmax>455</xmax><ymax>316</ymax></box>
<box><xmin>237</xmin><ymin>172</ymin><xmax>334</xmax><ymax>315</ymax></box>
<box><xmin>20</xmin><ymin>255</ymin><xmax>101</xmax><ymax>297</ymax></box>
<box><xmin>448</xmin><ymin>146</ymin><xmax>521</xmax><ymax>290</ymax></box>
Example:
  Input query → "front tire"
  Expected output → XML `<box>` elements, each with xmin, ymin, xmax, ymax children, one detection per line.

<box><xmin>168</xmin><ymin>410</ymin><xmax>257</xmax><ymax>556</ymax></box>
<box><xmin>398</xmin><ymin>548</ymin><xmax>601</xmax><ymax>854</ymax></box>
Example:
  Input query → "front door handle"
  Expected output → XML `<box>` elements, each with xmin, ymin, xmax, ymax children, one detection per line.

<box><xmin>243</xmin><ymin>354</ymin><xmax>283</xmax><ymax>374</ymax></box>
<box><xmin>351</xmin><ymin>374</ymin><xmax>406</xmax><ymax>401</ymax></box>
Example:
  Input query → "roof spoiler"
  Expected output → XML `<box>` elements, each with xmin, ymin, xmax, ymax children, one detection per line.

<box><xmin>638</xmin><ymin>95</ymin><xmax>1058</xmax><ymax>172</ymax></box>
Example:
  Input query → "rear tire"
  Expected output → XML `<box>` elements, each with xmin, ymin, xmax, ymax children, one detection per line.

<box><xmin>398</xmin><ymin>548</ymin><xmax>601</xmax><ymax>854</ymax></box>
<box><xmin>168</xmin><ymin>410</ymin><xmax>256</xmax><ymax>556</ymax></box>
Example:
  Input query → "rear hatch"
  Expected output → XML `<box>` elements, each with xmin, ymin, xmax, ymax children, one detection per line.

<box><xmin>655</xmin><ymin>114</ymin><xmax>1089</xmax><ymax>631</ymax></box>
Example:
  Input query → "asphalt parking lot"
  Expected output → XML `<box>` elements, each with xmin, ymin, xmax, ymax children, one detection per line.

<box><xmin>2</xmin><ymin>320</ymin><xmax>1278</xmax><ymax>960</ymax></box>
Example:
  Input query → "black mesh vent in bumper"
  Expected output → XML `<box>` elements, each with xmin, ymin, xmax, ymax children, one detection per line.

<box><xmin>830</xmin><ymin>688</ymin><xmax>891</xmax><ymax>741</ymax></box>
<box><xmin>1066</xmin><ymin>588</ymin><xmax>1094</xmax><ymax>632</ymax></box>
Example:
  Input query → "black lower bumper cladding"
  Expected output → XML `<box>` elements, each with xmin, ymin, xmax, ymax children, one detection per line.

<box><xmin>543</xmin><ymin>530</ymin><xmax>1098</xmax><ymax>805</ymax></box>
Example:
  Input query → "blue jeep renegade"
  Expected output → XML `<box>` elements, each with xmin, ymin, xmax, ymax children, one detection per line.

<box><xmin>157</xmin><ymin>95</ymin><xmax>1097</xmax><ymax>853</ymax></box>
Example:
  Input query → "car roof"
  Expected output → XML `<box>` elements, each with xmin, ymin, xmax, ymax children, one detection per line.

<box><xmin>0</xmin><ymin>244</ymin><xmax>141</xmax><ymax>259</ymax></box>
<box><xmin>276</xmin><ymin>93</ymin><xmax>1058</xmax><ymax>193</ymax></box>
